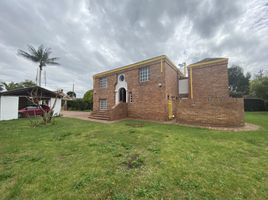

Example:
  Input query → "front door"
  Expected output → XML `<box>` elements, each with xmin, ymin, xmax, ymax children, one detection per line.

<box><xmin>119</xmin><ymin>88</ymin><xmax>126</xmax><ymax>102</ymax></box>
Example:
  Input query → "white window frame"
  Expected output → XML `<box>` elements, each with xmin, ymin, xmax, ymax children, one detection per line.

<box><xmin>139</xmin><ymin>66</ymin><xmax>149</xmax><ymax>82</ymax></box>
<box><xmin>99</xmin><ymin>77</ymin><xmax>107</xmax><ymax>88</ymax></box>
<box><xmin>99</xmin><ymin>99</ymin><xmax>108</xmax><ymax>110</ymax></box>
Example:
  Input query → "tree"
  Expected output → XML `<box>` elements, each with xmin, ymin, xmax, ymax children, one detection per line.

<box><xmin>1</xmin><ymin>82</ymin><xmax>21</xmax><ymax>91</ymax></box>
<box><xmin>250</xmin><ymin>75</ymin><xmax>268</xmax><ymax>100</ymax></box>
<box><xmin>0</xmin><ymin>83</ymin><xmax>4</xmax><ymax>91</ymax></box>
<box><xmin>1</xmin><ymin>80</ymin><xmax>37</xmax><ymax>91</ymax></box>
<box><xmin>26</xmin><ymin>87</ymin><xmax>60</xmax><ymax>125</ymax></box>
<box><xmin>83</xmin><ymin>90</ymin><xmax>93</xmax><ymax>104</ymax></box>
<box><xmin>21</xmin><ymin>80</ymin><xmax>37</xmax><ymax>88</ymax></box>
<box><xmin>228</xmin><ymin>65</ymin><xmax>251</xmax><ymax>97</ymax></box>
<box><xmin>18</xmin><ymin>45</ymin><xmax>59</xmax><ymax>86</ymax></box>
<box><xmin>67</xmin><ymin>91</ymin><xmax>76</xmax><ymax>98</ymax></box>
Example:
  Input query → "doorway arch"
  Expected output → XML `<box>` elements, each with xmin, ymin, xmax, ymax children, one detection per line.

<box><xmin>119</xmin><ymin>88</ymin><xmax>126</xmax><ymax>102</ymax></box>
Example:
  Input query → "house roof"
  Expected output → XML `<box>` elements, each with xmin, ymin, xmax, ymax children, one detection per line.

<box><xmin>93</xmin><ymin>55</ymin><xmax>183</xmax><ymax>78</ymax></box>
<box><xmin>188</xmin><ymin>57</ymin><xmax>228</xmax><ymax>68</ymax></box>
<box><xmin>0</xmin><ymin>86</ymin><xmax>61</xmax><ymax>98</ymax></box>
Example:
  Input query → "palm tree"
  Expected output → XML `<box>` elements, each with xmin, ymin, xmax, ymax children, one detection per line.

<box><xmin>1</xmin><ymin>82</ymin><xmax>21</xmax><ymax>91</ymax></box>
<box><xmin>18</xmin><ymin>45</ymin><xmax>60</xmax><ymax>86</ymax></box>
<box><xmin>0</xmin><ymin>83</ymin><xmax>4</xmax><ymax>92</ymax></box>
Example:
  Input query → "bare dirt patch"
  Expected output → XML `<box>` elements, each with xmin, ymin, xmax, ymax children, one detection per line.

<box><xmin>175</xmin><ymin>122</ymin><xmax>260</xmax><ymax>132</ymax></box>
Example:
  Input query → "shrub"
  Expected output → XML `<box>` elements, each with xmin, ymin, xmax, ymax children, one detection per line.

<box><xmin>67</xmin><ymin>99</ymin><xmax>92</xmax><ymax>111</ymax></box>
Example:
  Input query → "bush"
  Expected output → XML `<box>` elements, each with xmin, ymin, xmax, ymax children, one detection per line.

<box><xmin>244</xmin><ymin>98</ymin><xmax>265</xmax><ymax>111</ymax></box>
<box><xmin>67</xmin><ymin>99</ymin><xmax>92</xmax><ymax>111</ymax></box>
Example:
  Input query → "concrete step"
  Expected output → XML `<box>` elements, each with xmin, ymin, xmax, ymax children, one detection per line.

<box><xmin>89</xmin><ymin>113</ymin><xmax>110</xmax><ymax>120</ymax></box>
<box><xmin>88</xmin><ymin>115</ymin><xmax>110</xmax><ymax>120</ymax></box>
<box><xmin>92</xmin><ymin>113</ymin><xmax>109</xmax><ymax>117</ymax></box>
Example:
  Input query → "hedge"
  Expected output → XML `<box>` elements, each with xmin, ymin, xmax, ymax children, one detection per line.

<box><xmin>244</xmin><ymin>98</ymin><xmax>266</xmax><ymax>111</ymax></box>
<box><xmin>67</xmin><ymin>99</ymin><xmax>92</xmax><ymax>111</ymax></box>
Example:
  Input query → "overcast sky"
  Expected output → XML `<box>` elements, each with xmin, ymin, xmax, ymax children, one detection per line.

<box><xmin>0</xmin><ymin>0</ymin><xmax>267</xmax><ymax>97</ymax></box>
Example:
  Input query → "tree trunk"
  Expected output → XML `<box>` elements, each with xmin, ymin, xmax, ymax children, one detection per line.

<box><xmin>39</xmin><ymin>65</ymin><xmax>42</xmax><ymax>87</ymax></box>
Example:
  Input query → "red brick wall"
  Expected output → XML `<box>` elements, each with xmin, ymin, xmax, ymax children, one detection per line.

<box><xmin>127</xmin><ymin>61</ymin><xmax>167</xmax><ymax>121</ymax></box>
<box><xmin>110</xmin><ymin>103</ymin><xmax>128</xmax><ymax>120</ymax></box>
<box><xmin>189</xmin><ymin>59</ymin><xmax>229</xmax><ymax>99</ymax></box>
<box><xmin>176</xmin><ymin>97</ymin><xmax>244</xmax><ymax>127</ymax></box>
<box><xmin>92</xmin><ymin>57</ymin><xmax>244</xmax><ymax>127</ymax></box>
<box><xmin>93</xmin><ymin>59</ymin><xmax>172</xmax><ymax>121</ymax></box>
<box><xmin>164</xmin><ymin>61</ymin><xmax>179</xmax><ymax>117</ymax></box>
<box><xmin>93</xmin><ymin>74</ymin><xmax>116</xmax><ymax>111</ymax></box>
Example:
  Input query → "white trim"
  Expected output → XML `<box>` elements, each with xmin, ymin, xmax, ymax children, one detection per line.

<box><xmin>115</xmin><ymin>74</ymin><xmax>128</xmax><ymax>105</ymax></box>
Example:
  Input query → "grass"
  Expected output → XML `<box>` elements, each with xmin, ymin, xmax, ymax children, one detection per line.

<box><xmin>0</xmin><ymin>112</ymin><xmax>267</xmax><ymax>199</ymax></box>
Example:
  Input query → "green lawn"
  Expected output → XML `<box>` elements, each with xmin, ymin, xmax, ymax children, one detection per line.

<box><xmin>0</xmin><ymin>113</ymin><xmax>268</xmax><ymax>199</ymax></box>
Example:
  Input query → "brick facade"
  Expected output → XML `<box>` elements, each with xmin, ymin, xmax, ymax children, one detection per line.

<box><xmin>90</xmin><ymin>55</ymin><xmax>244</xmax><ymax>127</ymax></box>
<box><xmin>176</xmin><ymin>97</ymin><xmax>244</xmax><ymax>127</ymax></box>
<box><xmin>92</xmin><ymin>56</ymin><xmax>176</xmax><ymax>121</ymax></box>
<box><xmin>189</xmin><ymin>59</ymin><xmax>229</xmax><ymax>99</ymax></box>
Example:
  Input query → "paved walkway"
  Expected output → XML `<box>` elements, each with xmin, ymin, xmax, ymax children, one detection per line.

<box><xmin>61</xmin><ymin>111</ymin><xmax>260</xmax><ymax>131</ymax></box>
<box><xmin>61</xmin><ymin>111</ymin><xmax>114</xmax><ymax>123</ymax></box>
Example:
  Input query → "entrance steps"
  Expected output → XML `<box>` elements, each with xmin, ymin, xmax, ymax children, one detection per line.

<box><xmin>88</xmin><ymin>110</ymin><xmax>110</xmax><ymax>120</ymax></box>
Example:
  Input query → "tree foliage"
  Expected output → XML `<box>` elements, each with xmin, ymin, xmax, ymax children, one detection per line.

<box><xmin>17</xmin><ymin>45</ymin><xmax>60</xmax><ymax>86</ymax></box>
<box><xmin>18</xmin><ymin>45</ymin><xmax>60</xmax><ymax>70</ymax></box>
<box><xmin>67</xmin><ymin>91</ymin><xmax>76</xmax><ymax>98</ymax></box>
<box><xmin>83</xmin><ymin>90</ymin><xmax>93</xmax><ymax>104</ymax></box>
<box><xmin>1</xmin><ymin>80</ymin><xmax>36</xmax><ymax>91</ymax></box>
<box><xmin>250</xmin><ymin>75</ymin><xmax>268</xmax><ymax>100</ymax></box>
<box><xmin>228</xmin><ymin>65</ymin><xmax>251</xmax><ymax>97</ymax></box>
<box><xmin>0</xmin><ymin>84</ymin><xmax>4</xmax><ymax>91</ymax></box>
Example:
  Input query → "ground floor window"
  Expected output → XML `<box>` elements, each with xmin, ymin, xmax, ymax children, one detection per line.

<box><xmin>99</xmin><ymin>99</ymin><xmax>108</xmax><ymax>110</ymax></box>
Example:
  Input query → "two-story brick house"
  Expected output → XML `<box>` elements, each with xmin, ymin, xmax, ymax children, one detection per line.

<box><xmin>90</xmin><ymin>55</ymin><xmax>244</xmax><ymax>127</ymax></box>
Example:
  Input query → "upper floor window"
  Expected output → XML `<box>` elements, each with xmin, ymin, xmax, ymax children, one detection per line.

<box><xmin>139</xmin><ymin>66</ymin><xmax>149</xmax><ymax>82</ymax></box>
<box><xmin>99</xmin><ymin>77</ymin><xmax>107</xmax><ymax>88</ymax></box>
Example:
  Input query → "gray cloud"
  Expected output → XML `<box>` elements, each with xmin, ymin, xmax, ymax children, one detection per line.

<box><xmin>0</xmin><ymin>0</ymin><xmax>267</xmax><ymax>96</ymax></box>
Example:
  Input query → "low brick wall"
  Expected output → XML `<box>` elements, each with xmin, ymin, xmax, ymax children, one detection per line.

<box><xmin>176</xmin><ymin>97</ymin><xmax>244</xmax><ymax>127</ymax></box>
<box><xmin>110</xmin><ymin>103</ymin><xmax>128</xmax><ymax>120</ymax></box>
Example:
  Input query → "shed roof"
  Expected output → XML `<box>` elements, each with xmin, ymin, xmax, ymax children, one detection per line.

<box><xmin>0</xmin><ymin>86</ymin><xmax>61</xmax><ymax>98</ymax></box>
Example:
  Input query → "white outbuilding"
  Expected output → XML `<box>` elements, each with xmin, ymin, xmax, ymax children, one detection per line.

<box><xmin>0</xmin><ymin>86</ymin><xmax>62</xmax><ymax>121</ymax></box>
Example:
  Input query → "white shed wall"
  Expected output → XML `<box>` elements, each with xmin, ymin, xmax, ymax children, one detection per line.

<box><xmin>50</xmin><ymin>98</ymin><xmax>62</xmax><ymax>116</ymax></box>
<box><xmin>0</xmin><ymin>96</ymin><xmax>19</xmax><ymax>121</ymax></box>
<box><xmin>179</xmin><ymin>79</ymin><xmax>189</xmax><ymax>94</ymax></box>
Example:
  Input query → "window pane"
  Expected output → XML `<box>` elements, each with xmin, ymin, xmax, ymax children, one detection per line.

<box><xmin>99</xmin><ymin>99</ymin><xmax>108</xmax><ymax>110</ymax></box>
<box><xmin>100</xmin><ymin>77</ymin><xmax>107</xmax><ymax>88</ymax></box>
<box><xmin>139</xmin><ymin>67</ymin><xmax>149</xmax><ymax>82</ymax></box>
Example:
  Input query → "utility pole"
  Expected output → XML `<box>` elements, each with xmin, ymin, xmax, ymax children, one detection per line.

<box><xmin>72</xmin><ymin>81</ymin><xmax>74</xmax><ymax>93</ymax></box>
